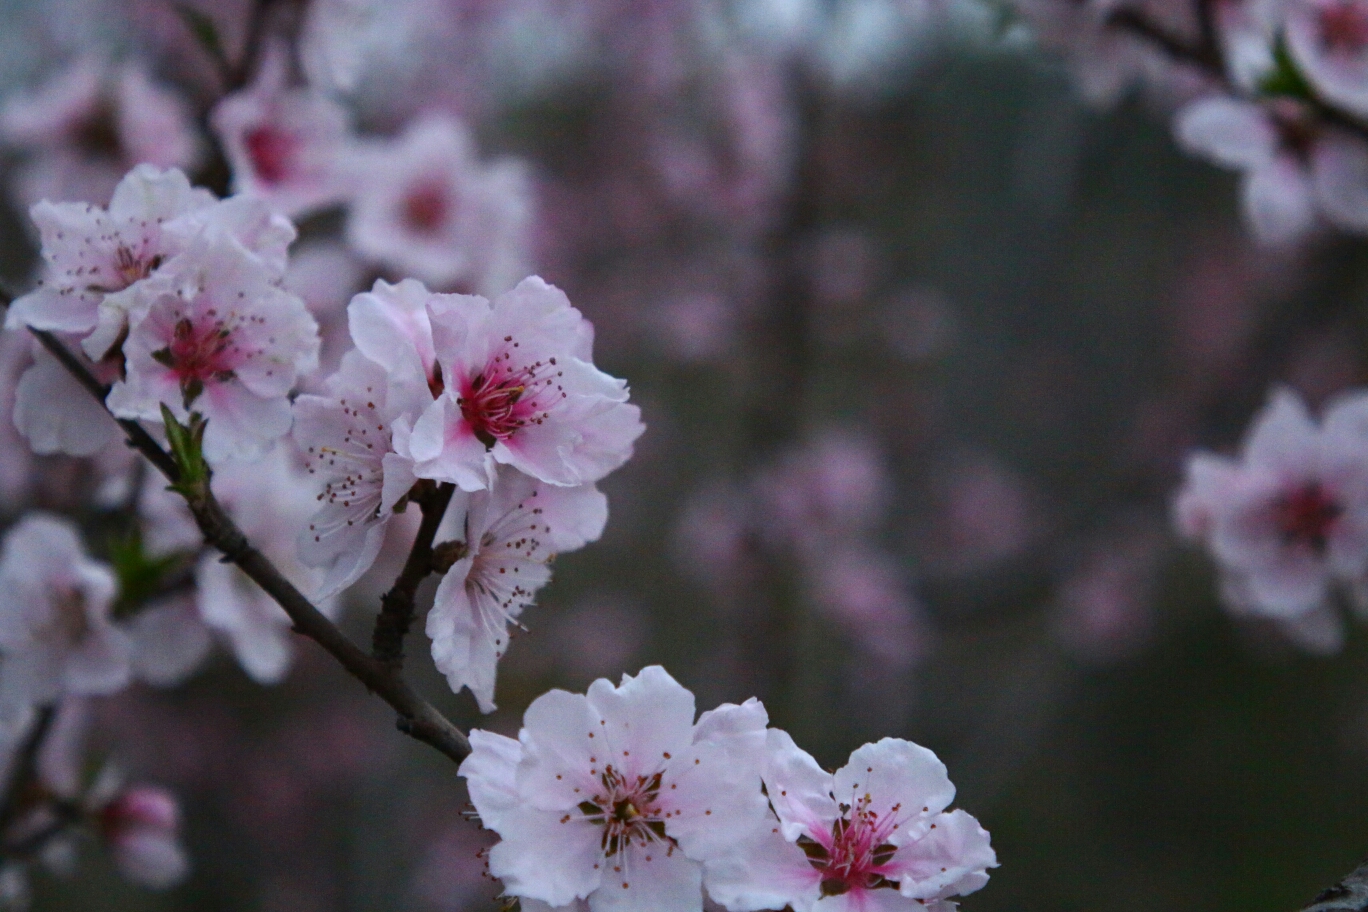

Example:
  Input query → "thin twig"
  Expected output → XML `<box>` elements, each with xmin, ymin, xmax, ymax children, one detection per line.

<box><xmin>3</xmin><ymin>306</ymin><xmax>472</xmax><ymax>764</ymax></box>
<box><xmin>0</xmin><ymin>707</ymin><xmax>55</xmax><ymax>837</ymax></box>
<box><xmin>373</xmin><ymin>481</ymin><xmax>456</xmax><ymax>669</ymax></box>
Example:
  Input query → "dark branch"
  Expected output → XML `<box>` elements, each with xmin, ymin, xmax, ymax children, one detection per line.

<box><xmin>0</xmin><ymin>707</ymin><xmax>55</xmax><ymax>838</ymax></box>
<box><xmin>11</xmin><ymin>318</ymin><xmax>471</xmax><ymax>765</ymax></box>
<box><xmin>373</xmin><ymin>481</ymin><xmax>456</xmax><ymax>669</ymax></box>
<box><xmin>1303</xmin><ymin>861</ymin><xmax>1368</xmax><ymax>912</ymax></box>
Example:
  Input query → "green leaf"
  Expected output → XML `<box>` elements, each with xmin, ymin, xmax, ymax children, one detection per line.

<box><xmin>160</xmin><ymin>404</ymin><xmax>210</xmax><ymax>494</ymax></box>
<box><xmin>108</xmin><ymin>530</ymin><xmax>194</xmax><ymax>620</ymax></box>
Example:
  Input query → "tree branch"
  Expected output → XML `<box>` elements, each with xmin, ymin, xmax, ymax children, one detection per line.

<box><xmin>0</xmin><ymin>295</ymin><xmax>472</xmax><ymax>765</ymax></box>
<box><xmin>0</xmin><ymin>707</ymin><xmax>55</xmax><ymax>837</ymax></box>
<box><xmin>1303</xmin><ymin>862</ymin><xmax>1368</xmax><ymax>912</ymax></box>
<box><xmin>373</xmin><ymin>480</ymin><xmax>456</xmax><ymax>669</ymax></box>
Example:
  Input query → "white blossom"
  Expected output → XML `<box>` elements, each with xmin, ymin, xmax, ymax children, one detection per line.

<box><xmin>0</xmin><ymin>514</ymin><xmax>129</xmax><ymax>708</ymax></box>
<box><xmin>1287</xmin><ymin>0</ymin><xmax>1368</xmax><ymax>118</ymax></box>
<box><xmin>211</xmin><ymin>45</ymin><xmax>356</xmax><ymax>218</ymax></box>
<box><xmin>1174</xmin><ymin>386</ymin><xmax>1368</xmax><ymax>651</ymax></box>
<box><xmin>345</xmin><ymin>113</ymin><xmax>532</xmax><ymax>294</ymax></box>
<box><xmin>460</xmin><ymin>667</ymin><xmax>772</xmax><ymax>912</ymax></box>
<box><xmin>106</xmin><ymin>234</ymin><xmax>319</xmax><ymax>464</ymax></box>
<box><xmin>404</xmin><ymin>276</ymin><xmax>644</xmax><ymax>492</ymax></box>
<box><xmin>428</xmin><ymin>468</ymin><xmax>607</xmax><ymax>712</ymax></box>
<box><xmin>707</xmin><ymin>733</ymin><xmax>996</xmax><ymax>912</ymax></box>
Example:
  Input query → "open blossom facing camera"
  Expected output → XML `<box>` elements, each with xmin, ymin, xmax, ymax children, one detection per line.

<box><xmin>427</xmin><ymin>468</ymin><xmax>607</xmax><ymax>712</ymax></box>
<box><xmin>107</xmin><ymin>236</ymin><xmax>320</xmax><ymax>464</ymax></box>
<box><xmin>1175</xmin><ymin>387</ymin><xmax>1368</xmax><ymax>650</ymax></box>
<box><xmin>211</xmin><ymin>46</ymin><xmax>356</xmax><ymax>218</ymax></box>
<box><xmin>345</xmin><ymin>113</ymin><xmax>532</xmax><ymax>294</ymax></box>
<box><xmin>0</xmin><ymin>514</ymin><xmax>129</xmax><ymax>708</ymax></box>
<box><xmin>709</xmin><ymin>733</ymin><xmax>996</xmax><ymax>912</ymax></box>
<box><xmin>460</xmin><ymin>667</ymin><xmax>773</xmax><ymax>912</ymax></box>
<box><xmin>405</xmin><ymin>277</ymin><xmax>645</xmax><ymax>492</ymax></box>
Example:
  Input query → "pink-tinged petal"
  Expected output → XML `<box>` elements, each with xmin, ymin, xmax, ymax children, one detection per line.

<box><xmin>1174</xmin><ymin>96</ymin><xmax>1277</xmax><ymax>169</ymax></box>
<box><xmin>1286</xmin><ymin>0</ymin><xmax>1368</xmax><ymax>118</ymax></box>
<box><xmin>891</xmin><ymin>810</ymin><xmax>996</xmax><ymax>901</ymax></box>
<box><xmin>5</xmin><ymin>286</ymin><xmax>98</xmax><ymax>334</ymax></box>
<box><xmin>833</xmin><ymin>739</ymin><xmax>956</xmax><ymax>842</ymax></box>
<box><xmin>1312</xmin><ymin>131</ymin><xmax>1368</xmax><ymax>233</ymax></box>
<box><xmin>693</xmin><ymin>697</ymin><xmax>770</xmax><ymax>747</ymax></box>
<box><xmin>1243</xmin><ymin>156</ymin><xmax>1316</xmax><ymax>245</ymax></box>
<box><xmin>518</xmin><ymin>688</ymin><xmax>601</xmax><ymax>808</ymax></box>
<box><xmin>764</xmin><ymin>729</ymin><xmax>839</xmax><ymax>842</ymax></box>
<box><xmin>409</xmin><ymin>396</ymin><xmax>496</xmax><ymax>490</ymax></box>
<box><xmin>428</xmin><ymin>558</ymin><xmax>503</xmax><ymax>713</ymax></box>
<box><xmin>587</xmin><ymin>845</ymin><xmax>702</xmax><ymax>912</ymax></box>
<box><xmin>1243</xmin><ymin>387</ymin><xmax>1320</xmax><ymax>475</ymax></box>
<box><xmin>660</xmin><ymin>736</ymin><xmax>770</xmax><ymax>862</ymax></box>
<box><xmin>701</xmin><ymin>823</ymin><xmax>818</xmax><ymax>912</ymax></box>
<box><xmin>199</xmin><ymin>389</ymin><xmax>294</xmax><ymax>465</ymax></box>
<box><xmin>127</xmin><ymin>598</ymin><xmax>213</xmax><ymax>687</ymax></box>
<box><xmin>487</xmin><ymin>803</ymin><xmax>604</xmax><ymax>907</ymax></box>
<box><xmin>195</xmin><ymin>558</ymin><xmax>293</xmax><ymax>684</ymax></box>
<box><xmin>585</xmin><ymin>666</ymin><xmax>696</xmax><ymax>769</ymax></box>
<box><xmin>13</xmin><ymin>355</ymin><xmax>117</xmax><ymax>456</ymax></box>
<box><xmin>460</xmin><ymin>729</ymin><xmax>523</xmax><ymax>828</ymax></box>
<box><xmin>347</xmin><ymin>278</ymin><xmax>438</xmax><ymax>387</ymax></box>
<box><xmin>1174</xmin><ymin>452</ymin><xmax>1244</xmax><ymax>540</ymax></box>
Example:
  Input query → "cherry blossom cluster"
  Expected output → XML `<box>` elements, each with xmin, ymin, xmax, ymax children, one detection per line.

<box><xmin>294</xmin><ymin>274</ymin><xmax>642</xmax><ymax>711</ymax></box>
<box><xmin>1175</xmin><ymin>386</ymin><xmax>1368</xmax><ymax>651</ymax></box>
<box><xmin>1010</xmin><ymin>0</ymin><xmax>1368</xmax><ymax>244</ymax></box>
<box><xmin>460</xmin><ymin>666</ymin><xmax>996</xmax><ymax>912</ymax></box>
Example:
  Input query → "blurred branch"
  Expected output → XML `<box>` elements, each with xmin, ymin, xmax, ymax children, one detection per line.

<box><xmin>0</xmin><ymin>707</ymin><xmax>55</xmax><ymax>839</ymax></box>
<box><xmin>373</xmin><ymin>480</ymin><xmax>456</xmax><ymax>669</ymax></box>
<box><xmin>0</xmin><ymin>289</ymin><xmax>472</xmax><ymax>765</ymax></box>
<box><xmin>1303</xmin><ymin>862</ymin><xmax>1368</xmax><ymax>912</ymax></box>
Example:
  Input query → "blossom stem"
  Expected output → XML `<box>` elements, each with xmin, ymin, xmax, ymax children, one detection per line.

<box><xmin>0</xmin><ymin>706</ymin><xmax>56</xmax><ymax>842</ymax></box>
<box><xmin>0</xmin><ymin>294</ymin><xmax>473</xmax><ymax>764</ymax></box>
<box><xmin>373</xmin><ymin>480</ymin><xmax>456</xmax><ymax>669</ymax></box>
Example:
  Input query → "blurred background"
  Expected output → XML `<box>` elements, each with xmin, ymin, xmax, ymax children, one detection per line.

<box><xmin>4</xmin><ymin>0</ymin><xmax>1368</xmax><ymax>910</ymax></box>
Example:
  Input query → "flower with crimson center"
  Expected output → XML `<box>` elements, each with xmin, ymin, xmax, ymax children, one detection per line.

<box><xmin>1175</xmin><ymin>387</ymin><xmax>1368</xmax><ymax>652</ymax></box>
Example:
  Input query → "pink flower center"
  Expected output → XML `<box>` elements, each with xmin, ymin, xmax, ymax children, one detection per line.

<box><xmin>244</xmin><ymin>126</ymin><xmax>297</xmax><ymax>185</ymax></box>
<box><xmin>91</xmin><ymin>246</ymin><xmax>163</xmax><ymax>296</ymax></box>
<box><xmin>457</xmin><ymin>344</ymin><xmax>563</xmax><ymax>448</ymax></box>
<box><xmin>151</xmin><ymin>315</ymin><xmax>240</xmax><ymax>409</ymax></box>
<box><xmin>576</xmin><ymin>764</ymin><xmax>672</xmax><ymax>860</ymax></box>
<box><xmin>800</xmin><ymin>797</ymin><xmax>903</xmax><ymax>898</ymax></box>
<box><xmin>1275</xmin><ymin>482</ymin><xmax>1342</xmax><ymax>554</ymax></box>
<box><xmin>402</xmin><ymin>181</ymin><xmax>450</xmax><ymax>235</ymax></box>
<box><xmin>1318</xmin><ymin>0</ymin><xmax>1368</xmax><ymax>52</ymax></box>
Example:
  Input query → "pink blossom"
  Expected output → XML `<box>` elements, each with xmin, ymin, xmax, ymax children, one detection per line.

<box><xmin>1287</xmin><ymin>0</ymin><xmax>1368</xmax><ymax>118</ymax></box>
<box><xmin>1175</xmin><ymin>95</ymin><xmax>1368</xmax><ymax>243</ymax></box>
<box><xmin>427</xmin><ymin>468</ymin><xmax>607</xmax><ymax>711</ymax></box>
<box><xmin>107</xmin><ymin>235</ymin><xmax>319</xmax><ymax>464</ymax></box>
<box><xmin>345</xmin><ymin>113</ymin><xmax>533</xmax><ymax>294</ymax></box>
<box><xmin>0</xmin><ymin>58</ymin><xmax>200</xmax><ymax>207</ymax></box>
<box><xmin>211</xmin><ymin>45</ymin><xmax>356</xmax><ymax>217</ymax></box>
<box><xmin>404</xmin><ymin>277</ymin><xmax>644</xmax><ymax>491</ymax></box>
<box><xmin>0</xmin><ymin>513</ymin><xmax>129</xmax><ymax>707</ymax></box>
<box><xmin>97</xmin><ymin>786</ymin><xmax>189</xmax><ymax>889</ymax></box>
<box><xmin>12</xmin><ymin>340</ymin><xmax>120</xmax><ymax>457</ymax></box>
<box><xmin>1174</xmin><ymin>386</ymin><xmax>1368</xmax><ymax>650</ymax></box>
<box><xmin>708</xmin><ymin>733</ymin><xmax>996</xmax><ymax>912</ymax></box>
<box><xmin>294</xmin><ymin>348</ymin><xmax>428</xmax><ymax>598</ymax></box>
<box><xmin>460</xmin><ymin>667</ymin><xmax>772</xmax><ymax>912</ymax></box>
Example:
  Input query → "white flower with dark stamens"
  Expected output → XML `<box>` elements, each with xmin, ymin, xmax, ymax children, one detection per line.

<box><xmin>294</xmin><ymin>346</ymin><xmax>429</xmax><ymax>598</ymax></box>
<box><xmin>211</xmin><ymin>44</ymin><xmax>355</xmax><ymax>218</ymax></box>
<box><xmin>459</xmin><ymin>667</ymin><xmax>772</xmax><ymax>912</ymax></box>
<box><xmin>707</xmin><ymin>733</ymin><xmax>996</xmax><ymax>912</ymax></box>
<box><xmin>1288</xmin><ymin>0</ymin><xmax>1368</xmax><ymax>118</ymax></box>
<box><xmin>5</xmin><ymin>165</ymin><xmax>296</xmax><ymax>365</ymax></box>
<box><xmin>1174</xmin><ymin>386</ymin><xmax>1368</xmax><ymax>651</ymax></box>
<box><xmin>0</xmin><ymin>58</ymin><xmax>200</xmax><ymax>208</ymax></box>
<box><xmin>107</xmin><ymin>235</ymin><xmax>319</xmax><ymax>465</ymax></box>
<box><xmin>0</xmin><ymin>513</ymin><xmax>129</xmax><ymax>708</ymax></box>
<box><xmin>404</xmin><ymin>276</ymin><xmax>644</xmax><ymax>492</ymax></box>
<box><xmin>345</xmin><ymin>113</ymin><xmax>532</xmax><ymax>294</ymax></box>
<box><xmin>427</xmin><ymin>467</ymin><xmax>607</xmax><ymax>712</ymax></box>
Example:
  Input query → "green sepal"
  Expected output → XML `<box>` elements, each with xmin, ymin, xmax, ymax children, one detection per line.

<box><xmin>173</xmin><ymin>5</ymin><xmax>229</xmax><ymax>72</ymax></box>
<box><xmin>107</xmin><ymin>529</ymin><xmax>194</xmax><ymax>621</ymax></box>
<box><xmin>1259</xmin><ymin>38</ymin><xmax>1316</xmax><ymax>101</ymax></box>
<box><xmin>161</xmin><ymin>404</ymin><xmax>210</xmax><ymax>496</ymax></box>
